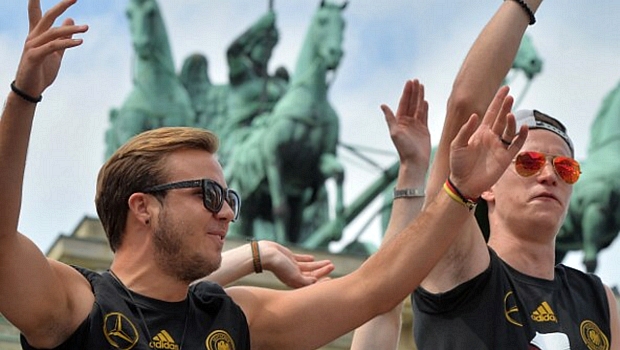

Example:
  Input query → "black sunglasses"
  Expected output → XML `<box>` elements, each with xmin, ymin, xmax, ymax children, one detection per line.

<box><xmin>143</xmin><ymin>179</ymin><xmax>240</xmax><ymax>221</ymax></box>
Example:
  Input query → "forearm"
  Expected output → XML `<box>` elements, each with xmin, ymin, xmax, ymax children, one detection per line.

<box><xmin>359</xmin><ymin>189</ymin><xmax>474</xmax><ymax>316</ymax></box>
<box><xmin>451</xmin><ymin>0</ymin><xmax>542</xmax><ymax>113</ymax></box>
<box><xmin>388</xmin><ymin>162</ymin><xmax>426</xmax><ymax>232</ymax></box>
<box><xmin>0</xmin><ymin>92</ymin><xmax>37</xmax><ymax>234</ymax></box>
<box><xmin>428</xmin><ymin>0</ymin><xmax>542</xmax><ymax>197</ymax></box>
<box><xmin>202</xmin><ymin>243</ymin><xmax>255</xmax><ymax>286</ymax></box>
<box><xmin>251</xmin><ymin>191</ymin><xmax>474</xmax><ymax>350</ymax></box>
<box><xmin>350</xmin><ymin>303</ymin><xmax>403</xmax><ymax>350</ymax></box>
<box><xmin>349</xmin><ymin>163</ymin><xmax>424</xmax><ymax>350</ymax></box>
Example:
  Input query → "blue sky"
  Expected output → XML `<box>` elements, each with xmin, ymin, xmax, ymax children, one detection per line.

<box><xmin>2</xmin><ymin>0</ymin><xmax>620</xmax><ymax>287</ymax></box>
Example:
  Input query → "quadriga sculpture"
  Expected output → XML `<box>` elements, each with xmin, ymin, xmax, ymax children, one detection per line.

<box><xmin>225</xmin><ymin>0</ymin><xmax>347</xmax><ymax>245</ymax></box>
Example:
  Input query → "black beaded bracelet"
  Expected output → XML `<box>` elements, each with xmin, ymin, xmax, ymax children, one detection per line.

<box><xmin>10</xmin><ymin>80</ymin><xmax>42</xmax><ymax>103</ymax></box>
<box><xmin>506</xmin><ymin>0</ymin><xmax>536</xmax><ymax>25</ymax></box>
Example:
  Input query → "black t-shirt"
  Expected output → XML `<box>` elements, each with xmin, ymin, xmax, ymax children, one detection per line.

<box><xmin>21</xmin><ymin>266</ymin><xmax>250</xmax><ymax>350</ymax></box>
<box><xmin>413</xmin><ymin>248</ymin><xmax>611</xmax><ymax>350</ymax></box>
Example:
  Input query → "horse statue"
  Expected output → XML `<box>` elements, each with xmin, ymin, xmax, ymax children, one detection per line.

<box><xmin>179</xmin><ymin>53</ymin><xmax>230</xmax><ymax>133</ymax></box>
<box><xmin>556</xmin><ymin>81</ymin><xmax>620</xmax><ymax>272</ymax></box>
<box><xmin>178</xmin><ymin>11</ymin><xmax>289</xmax><ymax>166</ymax></box>
<box><xmin>105</xmin><ymin>0</ymin><xmax>194</xmax><ymax>158</ymax></box>
<box><xmin>225</xmin><ymin>0</ymin><xmax>347</xmax><ymax>245</ymax></box>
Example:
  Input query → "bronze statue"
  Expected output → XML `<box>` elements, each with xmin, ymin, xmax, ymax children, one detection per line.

<box><xmin>105</xmin><ymin>0</ymin><xmax>194</xmax><ymax>158</ymax></box>
<box><xmin>179</xmin><ymin>53</ymin><xmax>230</xmax><ymax>132</ymax></box>
<box><xmin>218</xmin><ymin>10</ymin><xmax>290</xmax><ymax>165</ymax></box>
<box><xmin>224</xmin><ymin>1</ymin><xmax>348</xmax><ymax>245</ymax></box>
<box><xmin>105</xmin><ymin>1</ymin><xmax>620</xmax><ymax>273</ymax></box>
<box><xmin>557</xmin><ymin>81</ymin><xmax>620</xmax><ymax>272</ymax></box>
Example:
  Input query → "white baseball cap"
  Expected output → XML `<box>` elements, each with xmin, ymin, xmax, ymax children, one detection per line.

<box><xmin>514</xmin><ymin>109</ymin><xmax>574</xmax><ymax>157</ymax></box>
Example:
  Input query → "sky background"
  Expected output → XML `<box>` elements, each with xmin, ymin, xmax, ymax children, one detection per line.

<box><xmin>1</xmin><ymin>0</ymin><xmax>620</xmax><ymax>287</ymax></box>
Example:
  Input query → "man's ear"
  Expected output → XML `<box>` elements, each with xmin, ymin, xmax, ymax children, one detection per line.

<box><xmin>481</xmin><ymin>188</ymin><xmax>495</xmax><ymax>203</ymax></box>
<box><xmin>128</xmin><ymin>192</ymin><xmax>155</xmax><ymax>226</ymax></box>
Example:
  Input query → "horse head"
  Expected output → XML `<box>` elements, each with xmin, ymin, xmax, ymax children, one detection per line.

<box><xmin>512</xmin><ymin>34</ymin><xmax>543</xmax><ymax>80</ymax></box>
<box><xmin>126</xmin><ymin>0</ymin><xmax>171</xmax><ymax>60</ymax></box>
<box><xmin>309</xmin><ymin>1</ymin><xmax>347</xmax><ymax>71</ymax></box>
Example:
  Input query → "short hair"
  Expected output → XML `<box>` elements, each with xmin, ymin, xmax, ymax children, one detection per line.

<box><xmin>95</xmin><ymin>127</ymin><xmax>219</xmax><ymax>252</ymax></box>
<box><xmin>476</xmin><ymin>109</ymin><xmax>574</xmax><ymax>239</ymax></box>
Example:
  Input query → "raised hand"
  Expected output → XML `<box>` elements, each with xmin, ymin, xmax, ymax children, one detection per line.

<box><xmin>448</xmin><ymin>86</ymin><xmax>529</xmax><ymax>199</ymax></box>
<box><xmin>261</xmin><ymin>241</ymin><xmax>334</xmax><ymax>288</ymax></box>
<box><xmin>14</xmin><ymin>0</ymin><xmax>88</xmax><ymax>97</ymax></box>
<box><xmin>381</xmin><ymin>79</ymin><xmax>431</xmax><ymax>174</ymax></box>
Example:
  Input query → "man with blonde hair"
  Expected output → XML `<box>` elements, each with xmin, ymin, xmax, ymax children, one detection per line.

<box><xmin>0</xmin><ymin>1</ymin><xmax>529</xmax><ymax>349</ymax></box>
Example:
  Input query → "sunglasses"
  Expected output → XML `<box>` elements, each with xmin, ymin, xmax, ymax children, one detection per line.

<box><xmin>143</xmin><ymin>179</ymin><xmax>241</xmax><ymax>221</ymax></box>
<box><xmin>513</xmin><ymin>151</ymin><xmax>581</xmax><ymax>184</ymax></box>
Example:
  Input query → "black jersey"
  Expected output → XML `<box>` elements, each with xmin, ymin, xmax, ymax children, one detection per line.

<box><xmin>21</xmin><ymin>266</ymin><xmax>250</xmax><ymax>350</ymax></box>
<box><xmin>413</xmin><ymin>248</ymin><xmax>611</xmax><ymax>350</ymax></box>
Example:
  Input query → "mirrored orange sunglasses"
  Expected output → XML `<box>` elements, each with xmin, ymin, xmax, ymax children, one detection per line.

<box><xmin>513</xmin><ymin>151</ymin><xmax>581</xmax><ymax>184</ymax></box>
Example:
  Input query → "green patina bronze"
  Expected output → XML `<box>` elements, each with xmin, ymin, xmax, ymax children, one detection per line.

<box><xmin>179</xmin><ymin>53</ymin><xmax>230</xmax><ymax>133</ymax></box>
<box><xmin>106</xmin><ymin>0</ymin><xmax>349</xmax><ymax>249</ymax></box>
<box><xmin>105</xmin><ymin>1</ymin><xmax>620</xmax><ymax>267</ymax></box>
<box><xmin>225</xmin><ymin>1</ymin><xmax>347</xmax><ymax>246</ymax></box>
<box><xmin>179</xmin><ymin>11</ymin><xmax>289</xmax><ymax>166</ymax></box>
<box><xmin>105</xmin><ymin>0</ymin><xmax>195</xmax><ymax>159</ymax></box>
<box><xmin>219</xmin><ymin>10</ymin><xmax>290</xmax><ymax>166</ymax></box>
<box><xmin>557</xmin><ymin>82</ymin><xmax>620</xmax><ymax>272</ymax></box>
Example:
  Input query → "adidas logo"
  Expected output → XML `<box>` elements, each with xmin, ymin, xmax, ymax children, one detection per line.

<box><xmin>531</xmin><ymin>301</ymin><xmax>557</xmax><ymax>323</ymax></box>
<box><xmin>149</xmin><ymin>330</ymin><xmax>180</xmax><ymax>350</ymax></box>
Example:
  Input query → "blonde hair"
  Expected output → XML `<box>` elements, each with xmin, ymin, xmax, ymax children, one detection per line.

<box><xmin>95</xmin><ymin>127</ymin><xmax>219</xmax><ymax>252</ymax></box>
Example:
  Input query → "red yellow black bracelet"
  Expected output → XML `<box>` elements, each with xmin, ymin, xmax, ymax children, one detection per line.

<box><xmin>443</xmin><ymin>178</ymin><xmax>479</xmax><ymax>211</ymax></box>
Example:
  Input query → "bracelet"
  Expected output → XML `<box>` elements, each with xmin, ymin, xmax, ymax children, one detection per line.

<box><xmin>250</xmin><ymin>239</ymin><xmax>263</xmax><ymax>273</ymax></box>
<box><xmin>505</xmin><ymin>0</ymin><xmax>536</xmax><ymax>25</ymax></box>
<box><xmin>443</xmin><ymin>178</ymin><xmax>478</xmax><ymax>211</ymax></box>
<box><xmin>393</xmin><ymin>187</ymin><xmax>425</xmax><ymax>199</ymax></box>
<box><xmin>10</xmin><ymin>80</ymin><xmax>42</xmax><ymax>103</ymax></box>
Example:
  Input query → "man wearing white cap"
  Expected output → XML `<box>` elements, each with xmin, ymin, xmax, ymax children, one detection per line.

<box><xmin>410</xmin><ymin>1</ymin><xmax>620</xmax><ymax>349</ymax></box>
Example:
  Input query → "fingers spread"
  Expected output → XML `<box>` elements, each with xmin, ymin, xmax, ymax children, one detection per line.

<box><xmin>381</xmin><ymin>104</ymin><xmax>396</xmax><ymax>130</ymax></box>
<box><xmin>419</xmin><ymin>99</ymin><xmax>429</xmax><ymax>126</ymax></box>
<box><xmin>500</xmin><ymin>112</ymin><xmax>517</xmax><ymax>145</ymax></box>
<box><xmin>452</xmin><ymin>113</ymin><xmax>480</xmax><ymax>149</ymax></box>
<box><xmin>32</xmin><ymin>22</ymin><xmax>87</xmax><ymax>62</ymax></box>
<box><xmin>28</xmin><ymin>0</ymin><xmax>43</xmax><ymax>32</ymax></box>
<box><xmin>508</xmin><ymin>124</ymin><xmax>529</xmax><ymax>153</ymax></box>
<box><xmin>407</xmin><ymin>79</ymin><xmax>422</xmax><ymax>116</ymax></box>
<box><xmin>396</xmin><ymin>80</ymin><xmax>413</xmax><ymax>116</ymax></box>
<box><xmin>31</xmin><ymin>0</ymin><xmax>77</xmax><ymax>36</ymax></box>
<box><xmin>292</xmin><ymin>253</ymin><xmax>315</xmax><ymax>263</ymax></box>
<box><xmin>483</xmin><ymin>86</ymin><xmax>510</xmax><ymax>129</ymax></box>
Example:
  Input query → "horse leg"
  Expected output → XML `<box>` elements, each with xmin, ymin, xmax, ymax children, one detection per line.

<box><xmin>319</xmin><ymin>153</ymin><xmax>345</xmax><ymax>241</ymax></box>
<box><xmin>581</xmin><ymin>204</ymin><xmax>606</xmax><ymax>272</ymax></box>
<box><xmin>287</xmin><ymin>196</ymin><xmax>304</xmax><ymax>244</ymax></box>
<box><xmin>333</xmin><ymin>170</ymin><xmax>345</xmax><ymax>240</ymax></box>
<box><xmin>265</xmin><ymin>155</ymin><xmax>289</xmax><ymax>244</ymax></box>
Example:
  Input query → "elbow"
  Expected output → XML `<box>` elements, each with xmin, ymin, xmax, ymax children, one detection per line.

<box><xmin>447</xmin><ymin>86</ymin><xmax>479</xmax><ymax>119</ymax></box>
<box><xmin>445</xmin><ymin>87</ymin><xmax>490</xmax><ymax>133</ymax></box>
